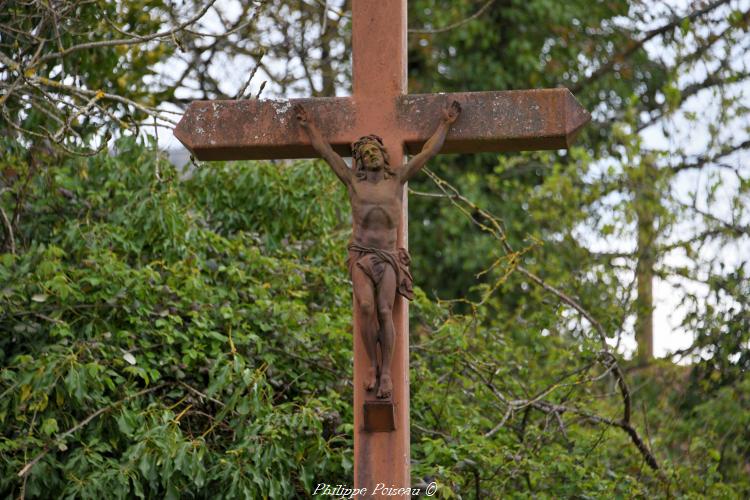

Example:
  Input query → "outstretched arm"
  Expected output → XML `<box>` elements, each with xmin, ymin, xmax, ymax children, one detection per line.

<box><xmin>294</xmin><ymin>104</ymin><xmax>351</xmax><ymax>187</ymax></box>
<box><xmin>401</xmin><ymin>101</ymin><xmax>461</xmax><ymax>183</ymax></box>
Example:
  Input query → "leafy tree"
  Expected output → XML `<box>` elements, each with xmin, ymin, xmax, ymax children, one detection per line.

<box><xmin>2</xmin><ymin>0</ymin><xmax>749</xmax><ymax>497</ymax></box>
<box><xmin>3</xmin><ymin>136</ymin><xmax>749</xmax><ymax>497</ymax></box>
<box><xmin>0</xmin><ymin>0</ymin><xmax>282</xmax><ymax>255</ymax></box>
<box><xmin>405</xmin><ymin>0</ymin><xmax>750</xmax><ymax>364</ymax></box>
<box><xmin>1</xmin><ymin>139</ymin><xmax>355</xmax><ymax>497</ymax></box>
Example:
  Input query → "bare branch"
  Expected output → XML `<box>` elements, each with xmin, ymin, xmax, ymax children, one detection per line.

<box><xmin>37</xmin><ymin>0</ymin><xmax>220</xmax><ymax>63</ymax></box>
<box><xmin>409</xmin><ymin>0</ymin><xmax>496</xmax><ymax>35</ymax></box>
<box><xmin>422</xmin><ymin>168</ymin><xmax>660</xmax><ymax>470</ymax></box>
<box><xmin>234</xmin><ymin>50</ymin><xmax>265</xmax><ymax>99</ymax></box>
<box><xmin>571</xmin><ymin>0</ymin><xmax>733</xmax><ymax>93</ymax></box>
<box><xmin>0</xmin><ymin>203</ymin><xmax>15</xmax><ymax>255</ymax></box>
<box><xmin>671</xmin><ymin>138</ymin><xmax>750</xmax><ymax>173</ymax></box>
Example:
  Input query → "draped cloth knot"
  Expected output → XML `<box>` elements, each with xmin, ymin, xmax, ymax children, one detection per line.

<box><xmin>347</xmin><ymin>244</ymin><xmax>414</xmax><ymax>301</ymax></box>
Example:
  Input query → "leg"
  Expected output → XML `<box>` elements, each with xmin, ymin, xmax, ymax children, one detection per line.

<box><xmin>352</xmin><ymin>266</ymin><xmax>379</xmax><ymax>392</ymax></box>
<box><xmin>375</xmin><ymin>265</ymin><xmax>397</xmax><ymax>399</ymax></box>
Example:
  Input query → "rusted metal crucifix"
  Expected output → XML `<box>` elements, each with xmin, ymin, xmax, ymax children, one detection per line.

<box><xmin>174</xmin><ymin>0</ymin><xmax>589</xmax><ymax>495</ymax></box>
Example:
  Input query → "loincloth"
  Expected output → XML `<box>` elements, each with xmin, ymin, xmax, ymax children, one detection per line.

<box><xmin>347</xmin><ymin>244</ymin><xmax>414</xmax><ymax>301</ymax></box>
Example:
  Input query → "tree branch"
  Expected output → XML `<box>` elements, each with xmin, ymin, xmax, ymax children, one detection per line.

<box><xmin>671</xmin><ymin>138</ymin><xmax>750</xmax><ymax>173</ymax></box>
<box><xmin>18</xmin><ymin>384</ymin><xmax>167</xmax><ymax>478</ymax></box>
<box><xmin>409</xmin><ymin>0</ymin><xmax>496</xmax><ymax>34</ymax></box>
<box><xmin>37</xmin><ymin>0</ymin><xmax>220</xmax><ymax>63</ymax></box>
<box><xmin>571</xmin><ymin>0</ymin><xmax>733</xmax><ymax>93</ymax></box>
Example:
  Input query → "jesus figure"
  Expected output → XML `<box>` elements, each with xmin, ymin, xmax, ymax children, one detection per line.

<box><xmin>294</xmin><ymin>101</ymin><xmax>461</xmax><ymax>398</ymax></box>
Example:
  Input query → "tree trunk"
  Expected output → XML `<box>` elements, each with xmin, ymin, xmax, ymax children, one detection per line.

<box><xmin>634</xmin><ymin>168</ymin><xmax>656</xmax><ymax>364</ymax></box>
<box><xmin>319</xmin><ymin>3</ymin><xmax>336</xmax><ymax>97</ymax></box>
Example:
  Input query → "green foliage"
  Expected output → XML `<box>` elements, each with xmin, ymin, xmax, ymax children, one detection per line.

<box><xmin>2</xmin><ymin>0</ymin><xmax>749</xmax><ymax>497</ymax></box>
<box><xmin>0</xmin><ymin>138</ymin><xmax>354</xmax><ymax>497</ymax></box>
<box><xmin>2</xmin><ymin>139</ymin><xmax>748</xmax><ymax>497</ymax></box>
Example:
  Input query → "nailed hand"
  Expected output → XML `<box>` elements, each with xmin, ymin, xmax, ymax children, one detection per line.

<box><xmin>443</xmin><ymin>100</ymin><xmax>461</xmax><ymax>124</ymax></box>
<box><xmin>293</xmin><ymin>103</ymin><xmax>309</xmax><ymax>127</ymax></box>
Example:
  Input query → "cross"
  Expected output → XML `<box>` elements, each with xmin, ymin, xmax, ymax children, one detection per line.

<box><xmin>174</xmin><ymin>1</ymin><xmax>589</xmax><ymax>496</ymax></box>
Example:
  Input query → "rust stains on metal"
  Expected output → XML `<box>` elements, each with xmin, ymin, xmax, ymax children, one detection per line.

<box><xmin>350</xmin><ymin>1</ymin><xmax>411</xmax><ymax>495</ymax></box>
<box><xmin>363</xmin><ymin>401</ymin><xmax>397</xmax><ymax>432</ymax></box>
<box><xmin>397</xmin><ymin>89</ymin><xmax>590</xmax><ymax>154</ymax></box>
<box><xmin>174</xmin><ymin>97</ymin><xmax>356</xmax><ymax>161</ymax></box>
<box><xmin>174</xmin><ymin>89</ymin><xmax>589</xmax><ymax>161</ymax></box>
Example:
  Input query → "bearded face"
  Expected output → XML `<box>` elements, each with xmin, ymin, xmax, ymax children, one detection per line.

<box><xmin>360</xmin><ymin>143</ymin><xmax>385</xmax><ymax>171</ymax></box>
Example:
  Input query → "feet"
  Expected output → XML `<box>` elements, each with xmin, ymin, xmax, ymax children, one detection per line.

<box><xmin>377</xmin><ymin>373</ymin><xmax>392</xmax><ymax>399</ymax></box>
<box><xmin>365</xmin><ymin>367</ymin><xmax>392</xmax><ymax>399</ymax></box>
<box><xmin>365</xmin><ymin>366</ymin><xmax>377</xmax><ymax>392</ymax></box>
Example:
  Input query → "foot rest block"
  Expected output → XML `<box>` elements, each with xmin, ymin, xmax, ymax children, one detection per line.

<box><xmin>363</xmin><ymin>400</ymin><xmax>395</xmax><ymax>432</ymax></box>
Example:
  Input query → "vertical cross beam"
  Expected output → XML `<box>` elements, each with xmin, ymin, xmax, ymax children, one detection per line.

<box><xmin>350</xmin><ymin>1</ymin><xmax>410</xmax><ymax>495</ymax></box>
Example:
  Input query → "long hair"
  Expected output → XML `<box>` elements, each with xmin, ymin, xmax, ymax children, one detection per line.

<box><xmin>351</xmin><ymin>135</ymin><xmax>395</xmax><ymax>180</ymax></box>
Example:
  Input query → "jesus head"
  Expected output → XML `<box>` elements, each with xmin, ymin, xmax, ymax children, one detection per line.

<box><xmin>351</xmin><ymin>134</ymin><xmax>395</xmax><ymax>180</ymax></box>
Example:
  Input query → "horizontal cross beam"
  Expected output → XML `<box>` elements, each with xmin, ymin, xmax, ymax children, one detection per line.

<box><xmin>174</xmin><ymin>97</ymin><xmax>355</xmax><ymax>161</ymax></box>
<box><xmin>174</xmin><ymin>89</ymin><xmax>590</xmax><ymax>161</ymax></box>
<box><xmin>398</xmin><ymin>89</ymin><xmax>590</xmax><ymax>154</ymax></box>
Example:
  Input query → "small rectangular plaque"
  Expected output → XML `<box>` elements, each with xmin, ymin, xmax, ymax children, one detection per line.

<box><xmin>363</xmin><ymin>400</ymin><xmax>396</xmax><ymax>432</ymax></box>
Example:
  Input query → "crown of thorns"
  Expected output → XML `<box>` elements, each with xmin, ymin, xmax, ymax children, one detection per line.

<box><xmin>351</xmin><ymin>135</ymin><xmax>388</xmax><ymax>163</ymax></box>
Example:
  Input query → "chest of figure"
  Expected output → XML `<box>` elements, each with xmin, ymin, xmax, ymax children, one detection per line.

<box><xmin>349</xmin><ymin>178</ymin><xmax>403</xmax><ymax>209</ymax></box>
